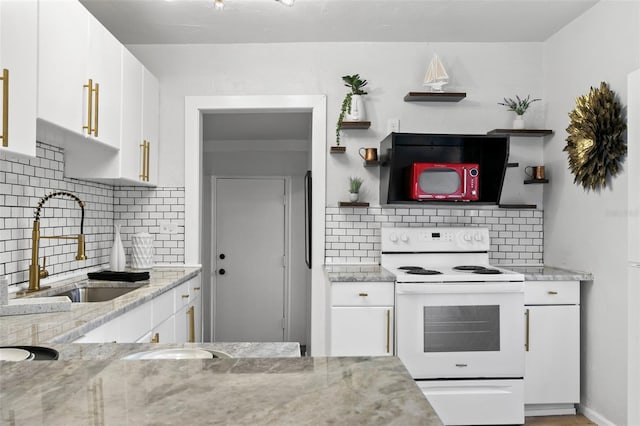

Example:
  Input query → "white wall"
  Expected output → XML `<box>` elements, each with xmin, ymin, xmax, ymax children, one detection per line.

<box><xmin>130</xmin><ymin>42</ymin><xmax>546</xmax><ymax>207</ymax></box>
<box><xmin>542</xmin><ymin>2</ymin><xmax>640</xmax><ymax>424</ymax></box>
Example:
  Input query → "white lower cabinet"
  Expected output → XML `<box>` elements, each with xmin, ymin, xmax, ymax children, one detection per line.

<box><xmin>72</xmin><ymin>274</ymin><xmax>202</xmax><ymax>344</ymax></box>
<box><xmin>329</xmin><ymin>282</ymin><xmax>394</xmax><ymax>356</ymax></box>
<box><xmin>524</xmin><ymin>280</ymin><xmax>580</xmax><ymax>416</ymax></box>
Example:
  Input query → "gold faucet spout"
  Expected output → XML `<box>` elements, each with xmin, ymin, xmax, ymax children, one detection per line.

<box><xmin>20</xmin><ymin>191</ymin><xmax>88</xmax><ymax>295</ymax></box>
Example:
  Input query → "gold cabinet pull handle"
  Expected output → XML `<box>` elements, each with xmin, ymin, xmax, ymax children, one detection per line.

<box><xmin>386</xmin><ymin>309</ymin><xmax>391</xmax><ymax>354</ymax></box>
<box><xmin>140</xmin><ymin>141</ymin><xmax>150</xmax><ymax>181</ymax></box>
<box><xmin>181</xmin><ymin>294</ymin><xmax>189</xmax><ymax>299</ymax></box>
<box><xmin>83</xmin><ymin>79</ymin><xmax>94</xmax><ymax>135</ymax></box>
<box><xmin>140</xmin><ymin>141</ymin><xmax>146</xmax><ymax>180</ymax></box>
<box><xmin>547</xmin><ymin>290</ymin><xmax>558</xmax><ymax>295</ymax></box>
<box><xmin>144</xmin><ymin>141</ymin><xmax>151</xmax><ymax>182</ymax></box>
<box><xmin>525</xmin><ymin>308</ymin><xmax>530</xmax><ymax>352</ymax></box>
<box><xmin>358</xmin><ymin>292</ymin><xmax>368</xmax><ymax>297</ymax></box>
<box><xmin>194</xmin><ymin>287</ymin><xmax>200</xmax><ymax>291</ymax></box>
<box><xmin>151</xmin><ymin>332</ymin><xmax>159</xmax><ymax>343</ymax></box>
<box><xmin>1</xmin><ymin>68</ymin><xmax>8</xmax><ymax>147</ymax></box>
<box><xmin>187</xmin><ymin>306</ymin><xmax>195</xmax><ymax>343</ymax></box>
<box><xmin>93</xmin><ymin>82</ymin><xmax>99</xmax><ymax>137</ymax></box>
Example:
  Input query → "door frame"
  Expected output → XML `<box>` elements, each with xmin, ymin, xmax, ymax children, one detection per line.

<box><xmin>211</xmin><ymin>175</ymin><xmax>291</xmax><ymax>342</ymax></box>
<box><xmin>185</xmin><ymin>95</ymin><xmax>327</xmax><ymax>354</ymax></box>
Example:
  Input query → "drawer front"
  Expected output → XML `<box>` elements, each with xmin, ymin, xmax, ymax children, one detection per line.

<box><xmin>331</xmin><ymin>282</ymin><xmax>394</xmax><ymax>306</ymax></box>
<box><xmin>152</xmin><ymin>288</ymin><xmax>174</xmax><ymax>326</ymax></box>
<box><xmin>175</xmin><ymin>281</ymin><xmax>191</xmax><ymax>308</ymax></box>
<box><xmin>189</xmin><ymin>275</ymin><xmax>202</xmax><ymax>299</ymax></box>
<box><xmin>525</xmin><ymin>281</ymin><xmax>580</xmax><ymax>305</ymax></box>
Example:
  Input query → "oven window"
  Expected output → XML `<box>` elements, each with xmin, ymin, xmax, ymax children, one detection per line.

<box><xmin>423</xmin><ymin>305</ymin><xmax>500</xmax><ymax>352</ymax></box>
<box><xmin>418</xmin><ymin>169</ymin><xmax>460</xmax><ymax>194</ymax></box>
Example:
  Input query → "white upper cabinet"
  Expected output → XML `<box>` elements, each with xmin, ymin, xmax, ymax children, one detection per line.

<box><xmin>38</xmin><ymin>0</ymin><xmax>121</xmax><ymax>150</ymax></box>
<box><xmin>86</xmin><ymin>13</ymin><xmax>122</xmax><ymax>149</ymax></box>
<box><xmin>38</xmin><ymin>0</ymin><xmax>160</xmax><ymax>185</ymax></box>
<box><xmin>0</xmin><ymin>0</ymin><xmax>38</xmax><ymax>158</ymax></box>
<box><xmin>65</xmin><ymin>47</ymin><xmax>159</xmax><ymax>185</ymax></box>
<box><xmin>142</xmin><ymin>67</ymin><xmax>160</xmax><ymax>185</ymax></box>
<box><xmin>119</xmin><ymin>48</ymin><xmax>144</xmax><ymax>182</ymax></box>
<box><xmin>118</xmin><ymin>48</ymin><xmax>159</xmax><ymax>185</ymax></box>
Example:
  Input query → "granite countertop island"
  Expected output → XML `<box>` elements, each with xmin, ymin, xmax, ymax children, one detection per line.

<box><xmin>1</xmin><ymin>266</ymin><xmax>443</xmax><ymax>425</ymax></box>
<box><xmin>0</xmin><ymin>356</ymin><xmax>441</xmax><ymax>425</ymax></box>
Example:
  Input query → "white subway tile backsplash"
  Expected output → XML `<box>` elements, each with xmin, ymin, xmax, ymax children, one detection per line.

<box><xmin>325</xmin><ymin>206</ymin><xmax>544</xmax><ymax>265</ymax></box>
<box><xmin>0</xmin><ymin>142</ymin><xmax>186</xmax><ymax>288</ymax></box>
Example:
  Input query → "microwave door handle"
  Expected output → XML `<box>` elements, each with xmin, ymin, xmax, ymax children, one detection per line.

<box><xmin>462</xmin><ymin>168</ymin><xmax>467</xmax><ymax>196</ymax></box>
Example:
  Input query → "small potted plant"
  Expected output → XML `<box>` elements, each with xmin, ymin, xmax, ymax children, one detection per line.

<box><xmin>348</xmin><ymin>176</ymin><xmax>363</xmax><ymax>202</ymax></box>
<box><xmin>336</xmin><ymin>74</ymin><xmax>368</xmax><ymax>146</ymax></box>
<box><xmin>498</xmin><ymin>94</ymin><xmax>541</xmax><ymax>129</ymax></box>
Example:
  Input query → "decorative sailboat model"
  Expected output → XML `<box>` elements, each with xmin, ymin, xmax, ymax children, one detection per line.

<box><xmin>423</xmin><ymin>54</ymin><xmax>449</xmax><ymax>92</ymax></box>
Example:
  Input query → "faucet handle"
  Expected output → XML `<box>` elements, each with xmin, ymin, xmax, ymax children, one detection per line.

<box><xmin>39</xmin><ymin>256</ymin><xmax>49</xmax><ymax>279</ymax></box>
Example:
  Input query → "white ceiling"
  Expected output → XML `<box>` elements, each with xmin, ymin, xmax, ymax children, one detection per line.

<box><xmin>80</xmin><ymin>0</ymin><xmax>599</xmax><ymax>45</ymax></box>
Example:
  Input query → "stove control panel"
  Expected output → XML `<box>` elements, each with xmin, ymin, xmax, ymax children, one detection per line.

<box><xmin>382</xmin><ymin>227</ymin><xmax>490</xmax><ymax>252</ymax></box>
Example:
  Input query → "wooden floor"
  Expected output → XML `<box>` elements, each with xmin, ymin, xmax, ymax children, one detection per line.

<box><xmin>525</xmin><ymin>415</ymin><xmax>596</xmax><ymax>425</ymax></box>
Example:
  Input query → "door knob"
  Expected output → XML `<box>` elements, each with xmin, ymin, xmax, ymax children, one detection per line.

<box><xmin>219</xmin><ymin>269</ymin><xmax>226</xmax><ymax>275</ymax></box>
<box><xmin>219</xmin><ymin>254</ymin><xmax>226</xmax><ymax>260</ymax></box>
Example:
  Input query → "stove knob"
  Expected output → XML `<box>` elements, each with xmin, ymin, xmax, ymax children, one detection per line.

<box><xmin>474</xmin><ymin>233</ymin><xmax>483</xmax><ymax>241</ymax></box>
<box><xmin>463</xmin><ymin>233</ymin><xmax>472</xmax><ymax>241</ymax></box>
<box><xmin>400</xmin><ymin>234</ymin><xmax>409</xmax><ymax>242</ymax></box>
<box><xmin>389</xmin><ymin>233</ymin><xmax>398</xmax><ymax>242</ymax></box>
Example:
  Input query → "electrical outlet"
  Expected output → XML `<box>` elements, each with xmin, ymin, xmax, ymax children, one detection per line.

<box><xmin>387</xmin><ymin>118</ymin><xmax>400</xmax><ymax>134</ymax></box>
<box><xmin>159</xmin><ymin>220</ymin><xmax>178</xmax><ymax>234</ymax></box>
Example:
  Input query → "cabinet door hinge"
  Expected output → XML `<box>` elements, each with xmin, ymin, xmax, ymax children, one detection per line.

<box><xmin>281</xmin><ymin>317</ymin><xmax>286</xmax><ymax>330</ymax></box>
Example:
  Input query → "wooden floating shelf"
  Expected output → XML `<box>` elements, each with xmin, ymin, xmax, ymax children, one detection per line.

<box><xmin>338</xmin><ymin>202</ymin><xmax>370</xmax><ymax>207</ymax></box>
<box><xmin>363</xmin><ymin>160</ymin><xmax>381</xmax><ymax>167</ymax></box>
<box><xmin>404</xmin><ymin>92</ymin><xmax>467</xmax><ymax>102</ymax></box>
<box><xmin>340</xmin><ymin>121</ymin><xmax>371</xmax><ymax>129</ymax></box>
<box><xmin>487</xmin><ymin>129</ymin><xmax>554</xmax><ymax>136</ymax></box>
<box><xmin>330</xmin><ymin>146</ymin><xmax>346</xmax><ymax>153</ymax></box>
<box><xmin>499</xmin><ymin>204</ymin><xmax>538</xmax><ymax>209</ymax></box>
<box><xmin>524</xmin><ymin>179</ymin><xmax>549</xmax><ymax>184</ymax></box>
<box><xmin>507</xmin><ymin>162</ymin><xmax>520</xmax><ymax>168</ymax></box>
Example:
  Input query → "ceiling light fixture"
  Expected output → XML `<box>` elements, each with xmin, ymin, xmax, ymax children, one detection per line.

<box><xmin>275</xmin><ymin>0</ymin><xmax>295</xmax><ymax>6</ymax></box>
<box><xmin>214</xmin><ymin>0</ymin><xmax>224</xmax><ymax>10</ymax></box>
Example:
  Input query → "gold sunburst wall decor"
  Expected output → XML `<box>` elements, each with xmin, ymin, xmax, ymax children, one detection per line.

<box><xmin>564</xmin><ymin>82</ymin><xmax>627</xmax><ymax>191</ymax></box>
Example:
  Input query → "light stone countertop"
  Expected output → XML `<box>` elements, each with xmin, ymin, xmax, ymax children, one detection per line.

<box><xmin>325</xmin><ymin>264</ymin><xmax>593</xmax><ymax>283</ymax></box>
<box><xmin>48</xmin><ymin>342</ymin><xmax>301</xmax><ymax>359</ymax></box>
<box><xmin>0</xmin><ymin>356</ymin><xmax>441</xmax><ymax>425</ymax></box>
<box><xmin>503</xmin><ymin>265</ymin><xmax>593</xmax><ymax>281</ymax></box>
<box><xmin>0</xmin><ymin>267</ymin><xmax>201</xmax><ymax>345</ymax></box>
<box><xmin>324</xmin><ymin>264</ymin><xmax>396</xmax><ymax>282</ymax></box>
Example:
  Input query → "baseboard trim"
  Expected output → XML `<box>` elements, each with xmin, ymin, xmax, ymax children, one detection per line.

<box><xmin>525</xmin><ymin>404</ymin><xmax>576</xmax><ymax>417</ymax></box>
<box><xmin>579</xmin><ymin>404</ymin><xmax>616</xmax><ymax>426</ymax></box>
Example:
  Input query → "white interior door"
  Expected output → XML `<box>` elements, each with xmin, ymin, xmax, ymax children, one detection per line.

<box><xmin>214</xmin><ymin>177</ymin><xmax>286</xmax><ymax>342</ymax></box>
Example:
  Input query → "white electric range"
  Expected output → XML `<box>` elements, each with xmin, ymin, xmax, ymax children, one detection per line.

<box><xmin>381</xmin><ymin>226</ymin><xmax>525</xmax><ymax>426</ymax></box>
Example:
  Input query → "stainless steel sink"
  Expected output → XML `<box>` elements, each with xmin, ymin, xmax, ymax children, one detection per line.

<box><xmin>55</xmin><ymin>286</ymin><xmax>141</xmax><ymax>302</ymax></box>
<box><xmin>42</xmin><ymin>283</ymin><xmax>148</xmax><ymax>303</ymax></box>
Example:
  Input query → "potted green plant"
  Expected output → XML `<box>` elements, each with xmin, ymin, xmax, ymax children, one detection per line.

<box><xmin>336</xmin><ymin>74</ymin><xmax>368</xmax><ymax>146</ymax></box>
<box><xmin>348</xmin><ymin>176</ymin><xmax>363</xmax><ymax>202</ymax></box>
<box><xmin>498</xmin><ymin>94</ymin><xmax>541</xmax><ymax>129</ymax></box>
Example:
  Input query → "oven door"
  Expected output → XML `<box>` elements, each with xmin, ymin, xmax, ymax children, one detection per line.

<box><xmin>396</xmin><ymin>282</ymin><xmax>524</xmax><ymax>379</ymax></box>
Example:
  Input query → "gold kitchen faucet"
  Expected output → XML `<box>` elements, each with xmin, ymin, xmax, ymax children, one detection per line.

<box><xmin>19</xmin><ymin>191</ymin><xmax>87</xmax><ymax>295</ymax></box>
